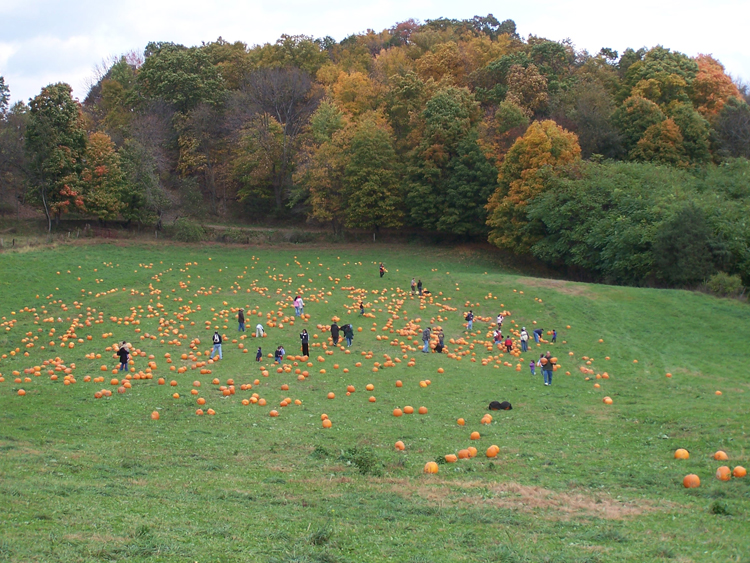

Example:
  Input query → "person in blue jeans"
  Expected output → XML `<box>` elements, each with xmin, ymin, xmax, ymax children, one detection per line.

<box><xmin>533</xmin><ymin>328</ymin><xmax>543</xmax><ymax>343</ymax></box>
<box><xmin>255</xmin><ymin>347</ymin><xmax>262</xmax><ymax>362</ymax></box>
<box><xmin>117</xmin><ymin>342</ymin><xmax>129</xmax><ymax>372</ymax></box>
<box><xmin>529</xmin><ymin>360</ymin><xmax>536</xmax><ymax>376</ymax></box>
<box><xmin>211</xmin><ymin>331</ymin><xmax>223</xmax><ymax>360</ymax></box>
<box><xmin>422</xmin><ymin>327</ymin><xmax>431</xmax><ymax>353</ymax></box>
<box><xmin>238</xmin><ymin>309</ymin><xmax>245</xmax><ymax>332</ymax></box>
<box><xmin>542</xmin><ymin>352</ymin><xmax>555</xmax><ymax>386</ymax></box>
<box><xmin>465</xmin><ymin>310</ymin><xmax>474</xmax><ymax>331</ymax></box>
<box><xmin>552</xmin><ymin>329</ymin><xmax>557</xmax><ymax>343</ymax></box>
<box><xmin>520</xmin><ymin>327</ymin><xmax>529</xmax><ymax>352</ymax></box>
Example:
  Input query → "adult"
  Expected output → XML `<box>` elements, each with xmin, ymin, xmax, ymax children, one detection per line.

<box><xmin>343</xmin><ymin>323</ymin><xmax>354</xmax><ymax>347</ymax></box>
<box><xmin>211</xmin><ymin>331</ymin><xmax>223</xmax><ymax>360</ymax></box>
<box><xmin>359</xmin><ymin>302</ymin><xmax>365</xmax><ymax>316</ymax></box>
<box><xmin>417</xmin><ymin>279</ymin><xmax>423</xmax><ymax>296</ymax></box>
<box><xmin>256</xmin><ymin>323</ymin><xmax>265</xmax><ymax>338</ymax></box>
<box><xmin>504</xmin><ymin>336</ymin><xmax>513</xmax><ymax>354</ymax></box>
<box><xmin>238</xmin><ymin>309</ymin><xmax>245</xmax><ymax>332</ymax></box>
<box><xmin>533</xmin><ymin>327</ymin><xmax>543</xmax><ymax>344</ymax></box>
<box><xmin>422</xmin><ymin>327</ymin><xmax>431</xmax><ymax>353</ymax></box>
<box><xmin>330</xmin><ymin>321</ymin><xmax>340</xmax><ymax>346</ymax></box>
<box><xmin>496</xmin><ymin>314</ymin><xmax>504</xmax><ymax>329</ymax></box>
<box><xmin>520</xmin><ymin>327</ymin><xmax>529</xmax><ymax>352</ymax></box>
<box><xmin>465</xmin><ymin>310</ymin><xmax>474</xmax><ymax>331</ymax></box>
<box><xmin>117</xmin><ymin>341</ymin><xmax>129</xmax><ymax>372</ymax></box>
<box><xmin>542</xmin><ymin>352</ymin><xmax>556</xmax><ymax>386</ymax></box>
<box><xmin>379</xmin><ymin>263</ymin><xmax>385</xmax><ymax>278</ymax></box>
<box><xmin>274</xmin><ymin>346</ymin><xmax>283</xmax><ymax>363</ymax></box>
<box><xmin>411</xmin><ymin>278</ymin><xmax>416</xmax><ymax>295</ymax></box>
<box><xmin>494</xmin><ymin>329</ymin><xmax>503</xmax><ymax>349</ymax></box>
<box><xmin>300</xmin><ymin>329</ymin><xmax>309</xmax><ymax>357</ymax></box>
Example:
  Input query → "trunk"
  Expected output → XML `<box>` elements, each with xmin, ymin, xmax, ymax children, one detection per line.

<box><xmin>41</xmin><ymin>186</ymin><xmax>52</xmax><ymax>233</ymax></box>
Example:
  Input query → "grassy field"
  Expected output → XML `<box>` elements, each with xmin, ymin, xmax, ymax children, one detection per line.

<box><xmin>0</xmin><ymin>241</ymin><xmax>748</xmax><ymax>563</ymax></box>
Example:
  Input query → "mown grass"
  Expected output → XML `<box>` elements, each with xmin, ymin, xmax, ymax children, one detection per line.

<box><xmin>0</xmin><ymin>241</ymin><xmax>748</xmax><ymax>563</ymax></box>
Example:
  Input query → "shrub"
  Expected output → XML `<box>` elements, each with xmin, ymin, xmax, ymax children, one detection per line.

<box><xmin>170</xmin><ymin>219</ymin><xmax>205</xmax><ymax>243</ymax></box>
<box><xmin>705</xmin><ymin>272</ymin><xmax>745</xmax><ymax>298</ymax></box>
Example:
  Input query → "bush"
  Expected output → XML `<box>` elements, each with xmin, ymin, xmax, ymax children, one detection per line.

<box><xmin>705</xmin><ymin>272</ymin><xmax>745</xmax><ymax>298</ymax></box>
<box><xmin>170</xmin><ymin>219</ymin><xmax>205</xmax><ymax>243</ymax></box>
<box><xmin>223</xmin><ymin>228</ymin><xmax>248</xmax><ymax>244</ymax></box>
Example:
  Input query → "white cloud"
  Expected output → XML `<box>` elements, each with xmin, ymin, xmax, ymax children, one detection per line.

<box><xmin>2</xmin><ymin>0</ymin><xmax>748</xmax><ymax>103</ymax></box>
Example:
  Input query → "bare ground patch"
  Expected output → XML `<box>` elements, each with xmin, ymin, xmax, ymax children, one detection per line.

<box><xmin>516</xmin><ymin>277</ymin><xmax>597</xmax><ymax>299</ymax></box>
<box><xmin>398</xmin><ymin>479</ymin><xmax>655</xmax><ymax>520</ymax></box>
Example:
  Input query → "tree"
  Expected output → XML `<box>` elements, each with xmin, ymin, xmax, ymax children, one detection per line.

<box><xmin>138</xmin><ymin>42</ymin><xmax>225</xmax><ymax>113</ymax></box>
<box><xmin>631</xmin><ymin>118</ymin><xmax>688</xmax><ymax>167</ymax></box>
<box><xmin>119</xmin><ymin>139</ymin><xmax>168</xmax><ymax>224</ymax></box>
<box><xmin>25</xmin><ymin>83</ymin><xmax>87</xmax><ymax>231</ymax></box>
<box><xmin>342</xmin><ymin>114</ymin><xmax>403</xmax><ymax>236</ymax></box>
<box><xmin>691</xmin><ymin>54</ymin><xmax>740</xmax><ymax>117</ymax></box>
<box><xmin>80</xmin><ymin>132</ymin><xmax>126</xmax><ymax>221</ymax></box>
<box><xmin>620</xmin><ymin>46</ymin><xmax>698</xmax><ymax>105</ymax></box>
<box><xmin>713</xmin><ymin>97</ymin><xmax>750</xmax><ymax>159</ymax></box>
<box><xmin>239</xmin><ymin>67</ymin><xmax>320</xmax><ymax>210</ymax></box>
<box><xmin>612</xmin><ymin>96</ymin><xmax>665</xmax><ymax>156</ymax></box>
<box><xmin>505</xmin><ymin>64</ymin><xmax>548</xmax><ymax>117</ymax></box>
<box><xmin>332</xmin><ymin>71</ymin><xmax>380</xmax><ymax>116</ymax></box>
<box><xmin>666</xmin><ymin>102</ymin><xmax>711</xmax><ymax>165</ymax></box>
<box><xmin>569</xmin><ymin>79</ymin><xmax>622</xmax><ymax>158</ymax></box>
<box><xmin>0</xmin><ymin>101</ymin><xmax>30</xmax><ymax>217</ymax></box>
<box><xmin>0</xmin><ymin>76</ymin><xmax>9</xmax><ymax>116</ymax></box>
<box><xmin>486</xmin><ymin>120</ymin><xmax>580</xmax><ymax>252</ymax></box>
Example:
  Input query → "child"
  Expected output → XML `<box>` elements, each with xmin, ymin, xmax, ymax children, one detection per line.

<box><xmin>256</xmin><ymin>347</ymin><xmax>262</xmax><ymax>362</ymax></box>
<box><xmin>529</xmin><ymin>360</ymin><xmax>536</xmax><ymax>376</ymax></box>
<box><xmin>359</xmin><ymin>302</ymin><xmax>365</xmax><ymax>316</ymax></box>
<box><xmin>552</xmin><ymin>329</ymin><xmax>557</xmax><ymax>343</ymax></box>
<box><xmin>117</xmin><ymin>341</ymin><xmax>130</xmax><ymax>372</ymax></box>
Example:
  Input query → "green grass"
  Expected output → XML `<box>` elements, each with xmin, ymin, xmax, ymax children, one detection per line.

<box><xmin>0</xmin><ymin>240</ymin><xmax>748</xmax><ymax>563</ymax></box>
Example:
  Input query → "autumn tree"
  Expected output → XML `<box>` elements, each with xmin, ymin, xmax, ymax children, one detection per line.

<box><xmin>80</xmin><ymin>132</ymin><xmax>126</xmax><ymax>220</ymax></box>
<box><xmin>620</xmin><ymin>46</ymin><xmax>698</xmax><ymax>105</ymax></box>
<box><xmin>611</xmin><ymin>96</ymin><xmax>665</xmax><ymax>156</ymax></box>
<box><xmin>630</xmin><ymin>118</ymin><xmax>687</xmax><ymax>167</ymax></box>
<box><xmin>666</xmin><ymin>102</ymin><xmax>710</xmax><ymax>164</ymax></box>
<box><xmin>25</xmin><ymin>83</ymin><xmax>87</xmax><ymax>231</ymax></box>
<box><xmin>505</xmin><ymin>63</ymin><xmax>548</xmax><ymax>116</ymax></box>
<box><xmin>486</xmin><ymin>120</ymin><xmax>581</xmax><ymax>252</ymax></box>
<box><xmin>690</xmin><ymin>54</ymin><xmax>740</xmax><ymax>117</ymax></box>
<box><xmin>332</xmin><ymin>71</ymin><xmax>380</xmax><ymax>116</ymax></box>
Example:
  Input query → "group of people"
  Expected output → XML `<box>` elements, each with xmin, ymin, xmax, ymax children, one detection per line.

<box><xmin>531</xmin><ymin>351</ymin><xmax>557</xmax><ymax>386</ymax></box>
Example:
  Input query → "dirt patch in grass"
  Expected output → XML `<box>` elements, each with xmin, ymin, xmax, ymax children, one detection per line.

<box><xmin>401</xmin><ymin>479</ymin><xmax>654</xmax><ymax>520</ymax></box>
<box><xmin>516</xmin><ymin>277</ymin><xmax>597</xmax><ymax>299</ymax></box>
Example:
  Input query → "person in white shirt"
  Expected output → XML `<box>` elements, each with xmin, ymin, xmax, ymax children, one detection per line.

<box><xmin>519</xmin><ymin>327</ymin><xmax>529</xmax><ymax>352</ymax></box>
<box><xmin>256</xmin><ymin>323</ymin><xmax>265</xmax><ymax>338</ymax></box>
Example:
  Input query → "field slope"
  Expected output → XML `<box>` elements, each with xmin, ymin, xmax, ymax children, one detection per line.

<box><xmin>0</xmin><ymin>242</ymin><xmax>748</xmax><ymax>563</ymax></box>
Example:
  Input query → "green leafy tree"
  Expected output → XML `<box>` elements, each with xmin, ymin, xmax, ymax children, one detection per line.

<box><xmin>666</xmin><ymin>102</ymin><xmax>711</xmax><ymax>164</ymax></box>
<box><xmin>631</xmin><ymin>118</ymin><xmax>688</xmax><ymax>167</ymax></box>
<box><xmin>713</xmin><ymin>97</ymin><xmax>750</xmax><ymax>159</ymax></box>
<box><xmin>0</xmin><ymin>76</ymin><xmax>9</xmax><ymax>116</ymax></box>
<box><xmin>486</xmin><ymin>120</ymin><xmax>580</xmax><ymax>252</ymax></box>
<box><xmin>612</xmin><ymin>96</ymin><xmax>665</xmax><ymax>156</ymax></box>
<box><xmin>119</xmin><ymin>139</ymin><xmax>167</xmax><ymax>224</ymax></box>
<box><xmin>620</xmin><ymin>46</ymin><xmax>698</xmax><ymax>105</ymax></box>
<box><xmin>342</xmin><ymin>114</ymin><xmax>403</xmax><ymax>236</ymax></box>
<box><xmin>25</xmin><ymin>83</ymin><xmax>87</xmax><ymax>231</ymax></box>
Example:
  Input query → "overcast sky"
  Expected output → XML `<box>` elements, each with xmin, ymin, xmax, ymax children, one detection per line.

<box><xmin>1</xmin><ymin>0</ymin><xmax>748</xmax><ymax>104</ymax></box>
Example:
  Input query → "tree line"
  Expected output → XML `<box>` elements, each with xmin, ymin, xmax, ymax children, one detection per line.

<box><xmin>1</xmin><ymin>15</ymin><xmax>749</xmax><ymax>288</ymax></box>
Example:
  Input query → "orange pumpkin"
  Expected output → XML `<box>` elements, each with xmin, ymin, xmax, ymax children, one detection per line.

<box><xmin>486</xmin><ymin>445</ymin><xmax>500</xmax><ymax>458</ymax></box>
<box><xmin>395</xmin><ymin>440</ymin><xmax>405</xmax><ymax>451</ymax></box>
<box><xmin>457</xmin><ymin>418</ymin><xmax>465</xmax><ymax>426</ymax></box>
<box><xmin>393</xmin><ymin>408</ymin><xmax>403</xmax><ymax>417</ymax></box>
<box><xmin>470</xmin><ymin>431</ymin><xmax>480</xmax><ymax>440</ymax></box>
<box><xmin>368</xmin><ymin>396</ymin><xmax>376</xmax><ymax>403</ymax></box>
<box><xmin>269</xmin><ymin>409</ymin><xmax>279</xmax><ymax>417</ymax></box>
<box><xmin>674</xmin><ymin>449</ymin><xmax>689</xmax><ymax>460</ymax></box>
<box><xmin>403</xmin><ymin>406</ymin><xmax>414</xmax><ymax>414</ymax></box>
<box><xmin>716</xmin><ymin>466</ymin><xmax>731</xmax><ymax>481</ymax></box>
<box><xmin>682</xmin><ymin>474</ymin><xmax>700</xmax><ymax>488</ymax></box>
<box><xmin>714</xmin><ymin>451</ymin><xmax>729</xmax><ymax>461</ymax></box>
<box><xmin>395</xmin><ymin>380</ymin><xmax>403</xmax><ymax>387</ymax></box>
<box><xmin>327</xmin><ymin>392</ymin><xmax>335</xmax><ymax>399</ymax></box>
<box><xmin>151</xmin><ymin>411</ymin><xmax>160</xmax><ymax>420</ymax></box>
<box><xmin>418</xmin><ymin>406</ymin><xmax>427</xmax><ymax>414</ymax></box>
<box><xmin>445</xmin><ymin>454</ymin><xmax>458</xmax><ymax>463</ymax></box>
<box><xmin>423</xmin><ymin>461</ymin><xmax>439</xmax><ymax>474</ymax></box>
<box><xmin>733</xmin><ymin>466</ymin><xmax>747</xmax><ymax>478</ymax></box>
<box><xmin>322</xmin><ymin>418</ymin><xmax>332</xmax><ymax>428</ymax></box>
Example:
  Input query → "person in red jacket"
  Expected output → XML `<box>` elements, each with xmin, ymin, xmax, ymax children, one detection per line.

<box><xmin>504</xmin><ymin>336</ymin><xmax>513</xmax><ymax>353</ymax></box>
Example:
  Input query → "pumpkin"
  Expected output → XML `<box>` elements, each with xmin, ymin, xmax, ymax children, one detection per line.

<box><xmin>322</xmin><ymin>418</ymin><xmax>332</xmax><ymax>428</ymax></box>
<box><xmin>395</xmin><ymin>380</ymin><xmax>403</xmax><ymax>387</ymax></box>
<box><xmin>457</xmin><ymin>418</ymin><xmax>465</xmax><ymax>426</ymax></box>
<box><xmin>17</xmin><ymin>389</ymin><xmax>26</xmax><ymax>396</ymax></box>
<box><xmin>207</xmin><ymin>408</ymin><xmax>216</xmax><ymax>415</ymax></box>
<box><xmin>369</xmin><ymin>396</ymin><xmax>376</xmax><ymax>403</ymax></box>
<box><xmin>714</xmin><ymin>451</ymin><xmax>729</xmax><ymax>461</ymax></box>
<box><xmin>404</xmin><ymin>406</ymin><xmax>414</xmax><ymax>414</ymax></box>
<box><xmin>151</xmin><ymin>411</ymin><xmax>160</xmax><ymax>420</ymax></box>
<box><xmin>682</xmin><ymin>474</ymin><xmax>700</xmax><ymax>488</ymax></box>
<box><xmin>486</xmin><ymin>445</ymin><xmax>499</xmax><ymax>458</ymax></box>
<box><xmin>458</xmin><ymin>449</ymin><xmax>470</xmax><ymax>459</ymax></box>
<box><xmin>467</xmin><ymin>447</ymin><xmax>477</xmax><ymax>458</ymax></box>
<box><xmin>196</xmin><ymin>409</ymin><xmax>204</xmax><ymax>416</ymax></box>
<box><xmin>470</xmin><ymin>431</ymin><xmax>480</xmax><ymax>440</ymax></box>
<box><xmin>395</xmin><ymin>440</ymin><xmax>405</xmax><ymax>451</ymax></box>
<box><xmin>733</xmin><ymin>466</ymin><xmax>746</xmax><ymax>478</ymax></box>
<box><xmin>716</xmin><ymin>466</ymin><xmax>731</xmax><ymax>481</ymax></box>
<box><xmin>366</xmin><ymin>383</ymin><xmax>374</xmax><ymax>391</ymax></box>
<box><xmin>418</xmin><ymin>406</ymin><xmax>427</xmax><ymax>414</ymax></box>
<box><xmin>327</xmin><ymin>392</ymin><xmax>335</xmax><ymax>399</ymax></box>
<box><xmin>269</xmin><ymin>409</ymin><xmax>279</xmax><ymax>417</ymax></box>
<box><xmin>393</xmin><ymin>408</ymin><xmax>403</xmax><ymax>417</ymax></box>
<box><xmin>603</xmin><ymin>396</ymin><xmax>613</xmax><ymax>405</ymax></box>
<box><xmin>674</xmin><ymin>449</ymin><xmax>689</xmax><ymax>460</ymax></box>
<box><xmin>445</xmin><ymin>454</ymin><xmax>458</xmax><ymax>463</ymax></box>
<box><xmin>347</xmin><ymin>385</ymin><xmax>355</xmax><ymax>393</ymax></box>
<box><xmin>423</xmin><ymin>461</ymin><xmax>439</xmax><ymax>474</ymax></box>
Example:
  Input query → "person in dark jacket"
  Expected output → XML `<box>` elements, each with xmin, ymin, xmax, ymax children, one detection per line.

<box><xmin>331</xmin><ymin>322</ymin><xmax>340</xmax><ymax>346</ymax></box>
<box><xmin>379</xmin><ymin>263</ymin><xmax>385</xmax><ymax>278</ymax></box>
<box><xmin>238</xmin><ymin>309</ymin><xmax>245</xmax><ymax>332</ymax></box>
<box><xmin>300</xmin><ymin>329</ymin><xmax>309</xmax><ymax>357</ymax></box>
<box><xmin>211</xmin><ymin>331</ymin><xmax>223</xmax><ymax>360</ymax></box>
<box><xmin>256</xmin><ymin>347</ymin><xmax>262</xmax><ymax>362</ymax></box>
<box><xmin>417</xmin><ymin>279</ymin><xmax>423</xmax><ymax>296</ymax></box>
<box><xmin>533</xmin><ymin>328</ymin><xmax>543</xmax><ymax>343</ymax></box>
<box><xmin>343</xmin><ymin>324</ymin><xmax>354</xmax><ymax>347</ymax></box>
<box><xmin>465</xmin><ymin>310</ymin><xmax>474</xmax><ymax>331</ymax></box>
<box><xmin>542</xmin><ymin>351</ymin><xmax>555</xmax><ymax>386</ymax></box>
<box><xmin>422</xmin><ymin>327</ymin><xmax>431</xmax><ymax>353</ymax></box>
<box><xmin>117</xmin><ymin>341</ymin><xmax>129</xmax><ymax>372</ymax></box>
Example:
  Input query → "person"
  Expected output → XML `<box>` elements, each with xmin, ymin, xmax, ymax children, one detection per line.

<box><xmin>294</xmin><ymin>295</ymin><xmax>304</xmax><ymax>317</ymax></box>
<box><xmin>274</xmin><ymin>346</ymin><xmax>282</xmax><ymax>363</ymax></box>
<box><xmin>331</xmin><ymin>321</ymin><xmax>340</xmax><ymax>346</ymax></box>
<box><xmin>417</xmin><ymin>279</ymin><xmax>423</xmax><ymax>296</ymax></box>
<box><xmin>300</xmin><ymin>329</ymin><xmax>309</xmax><ymax>357</ymax></box>
<box><xmin>504</xmin><ymin>336</ymin><xmax>513</xmax><ymax>354</ymax></box>
<box><xmin>411</xmin><ymin>278</ymin><xmax>416</xmax><ymax>295</ymax></box>
<box><xmin>238</xmin><ymin>309</ymin><xmax>245</xmax><ymax>332</ymax></box>
<box><xmin>343</xmin><ymin>323</ymin><xmax>354</xmax><ymax>347</ymax></box>
<box><xmin>422</xmin><ymin>327</ymin><xmax>431</xmax><ymax>353</ymax></box>
<box><xmin>438</xmin><ymin>329</ymin><xmax>445</xmax><ymax>349</ymax></box>
<box><xmin>379</xmin><ymin>263</ymin><xmax>385</xmax><ymax>278</ymax></box>
<box><xmin>465</xmin><ymin>310</ymin><xmax>474</xmax><ymax>331</ymax></box>
<box><xmin>552</xmin><ymin>329</ymin><xmax>557</xmax><ymax>344</ymax></box>
<box><xmin>496</xmin><ymin>314</ymin><xmax>504</xmax><ymax>329</ymax></box>
<box><xmin>543</xmin><ymin>351</ymin><xmax>556</xmax><ymax>386</ymax></box>
<box><xmin>211</xmin><ymin>331</ymin><xmax>223</xmax><ymax>360</ymax></box>
<box><xmin>533</xmin><ymin>327</ymin><xmax>543</xmax><ymax>343</ymax></box>
<box><xmin>536</xmin><ymin>354</ymin><xmax>545</xmax><ymax>379</ymax></box>
<box><xmin>520</xmin><ymin>327</ymin><xmax>529</xmax><ymax>352</ymax></box>
<box><xmin>117</xmin><ymin>341</ymin><xmax>129</xmax><ymax>372</ymax></box>
<box><xmin>359</xmin><ymin>302</ymin><xmax>365</xmax><ymax>316</ymax></box>
<box><xmin>256</xmin><ymin>323</ymin><xmax>265</xmax><ymax>338</ymax></box>
<box><xmin>529</xmin><ymin>359</ymin><xmax>536</xmax><ymax>376</ymax></box>
<box><xmin>255</xmin><ymin>347</ymin><xmax>262</xmax><ymax>362</ymax></box>
<box><xmin>494</xmin><ymin>329</ymin><xmax>503</xmax><ymax>349</ymax></box>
